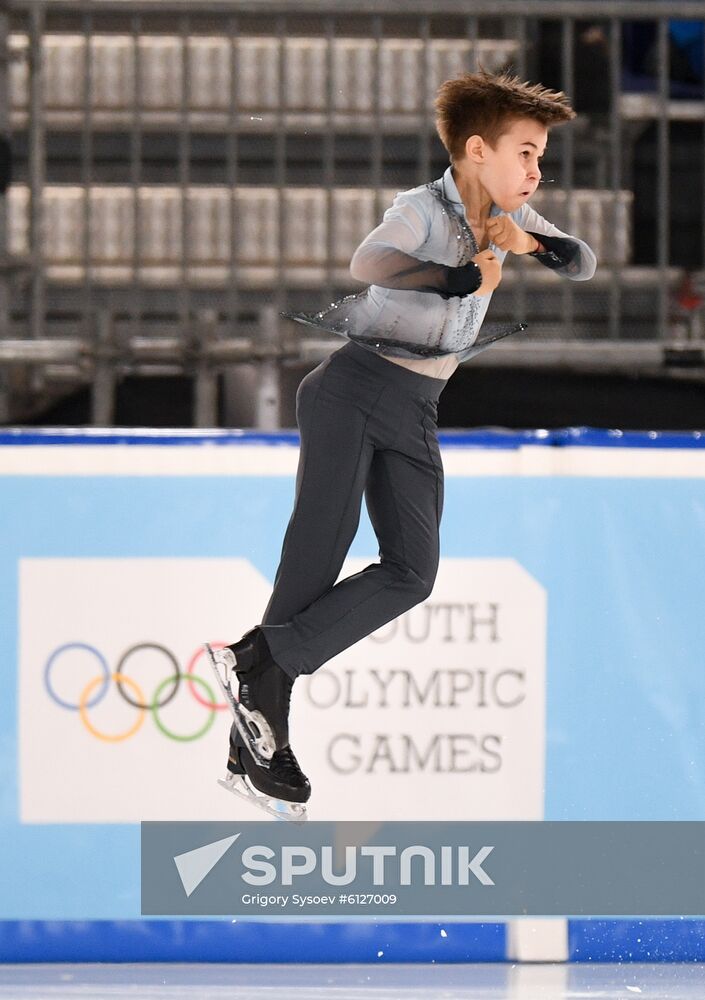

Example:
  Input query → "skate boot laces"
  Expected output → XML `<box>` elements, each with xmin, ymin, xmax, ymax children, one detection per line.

<box><xmin>272</xmin><ymin>745</ymin><xmax>308</xmax><ymax>786</ymax></box>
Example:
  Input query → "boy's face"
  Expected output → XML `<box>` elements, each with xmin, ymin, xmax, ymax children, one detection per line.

<box><xmin>463</xmin><ymin>117</ymin><xmax>548</xmax><ymax>213</ymax></box>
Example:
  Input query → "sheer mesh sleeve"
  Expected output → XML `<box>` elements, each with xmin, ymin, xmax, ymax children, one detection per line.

<box><xmin>517</xmin><ymin>203</ymin><xmax>597</xmax><ymax>280</ymax></box>
<box><xmin>350</xmin><ymin>191</ymin><xmax>482</xmax><ymax>298</ymax></box>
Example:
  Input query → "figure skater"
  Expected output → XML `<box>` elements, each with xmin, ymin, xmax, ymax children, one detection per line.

<box><xmin>206</xmin><ymin>69</ymin><xmax>596</xmax><ymax>818</ymax></box>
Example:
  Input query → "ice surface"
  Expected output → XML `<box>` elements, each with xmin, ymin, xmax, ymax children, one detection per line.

<box><xmin>1</xmin><ymin>962</ymin><xmax>705</xmax><ymax>1000</ymax></box>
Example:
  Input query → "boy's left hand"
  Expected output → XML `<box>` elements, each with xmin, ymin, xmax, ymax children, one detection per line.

<box><xmin>486</xmin><ymin>215</ymin><xmax>538</xmax><ymax>255</ymax></box>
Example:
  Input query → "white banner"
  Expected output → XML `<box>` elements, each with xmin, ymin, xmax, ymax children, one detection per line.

<box><xmin>19</xmin><ymin>557</ymin><xmax>545</xmax><ymax>823</ymax></box>
<box><xmin>293</xmin><ymin>558</ymin><xmax>547</xmax><ymax>820</ymax></box>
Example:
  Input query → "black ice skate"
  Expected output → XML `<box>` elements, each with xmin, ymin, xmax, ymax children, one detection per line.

<box><xmin>220</xmin><ymin>727</ymin><xmax>309</xmax><ymax>822</ymax></box>
<box><xmin>204</xmin><ymin>632</ymin><xmax>310</xmax><ymax>821</ymax></box>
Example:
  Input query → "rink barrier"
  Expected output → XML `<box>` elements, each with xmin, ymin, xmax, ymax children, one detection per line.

<box><xmin>4</xmin><ymin>425</ymin><xmax>705</xmax><ymax>963</ymax></box>
<box><xmin>0</xmin><ymin>920</ymin><xmax>507</xmax><ymax>964</ymax></box>
<box><xmin>1</xmin><ymin>426</ymin><xmax>705</xmax><ymax>448</ymax></box>
<box><xmin>2</xmin><ymin>919</ymin><xmax>705</xmax><ymax>963</ymax></box>
<box><xmin>569</xmin><ymin>920</ymin><xmax>705</xmax><ymax>962</ymax></box>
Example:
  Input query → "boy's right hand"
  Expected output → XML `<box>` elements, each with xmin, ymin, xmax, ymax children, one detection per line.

<box><xmin>473</xmin><ymin>249</ymin><xmax>502</xmax><ymax>296</ymax></box>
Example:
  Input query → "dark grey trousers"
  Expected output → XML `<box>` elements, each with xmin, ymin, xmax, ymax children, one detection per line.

<box><xmin>258</xmin><ymin>340</ymin><xmax>447</xmax><ymax>679</ymax></box>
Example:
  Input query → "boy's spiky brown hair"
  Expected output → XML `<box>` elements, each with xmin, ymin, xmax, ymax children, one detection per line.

<box><xmin>434</xmin><ymin>69</ymin><xmax>576</xmax><ymax>162</ymax></box>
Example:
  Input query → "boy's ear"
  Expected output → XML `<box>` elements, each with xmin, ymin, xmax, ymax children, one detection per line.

<box><xmin>464</xmin><ymin>134</ymin><xmax>485</xmax><ymax>163</ymax></box>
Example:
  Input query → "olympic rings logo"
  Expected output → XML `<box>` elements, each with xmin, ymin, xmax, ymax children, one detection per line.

<box><xmin>44</xmin><ymin>641</ymin><xmax>229</xmax><ymax>743</ymax></box>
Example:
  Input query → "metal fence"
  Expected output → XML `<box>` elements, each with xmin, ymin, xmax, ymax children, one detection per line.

<box><xmin>0</xmin><ymin>0</ymin><xmax>704</xmax><ymax>425</ymax></box>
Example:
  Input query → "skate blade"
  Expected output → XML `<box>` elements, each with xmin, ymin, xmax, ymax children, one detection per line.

<box><xmin>203</xmin><ymin>642</ymin><xmax>274</xmax><ymax>769</ymax></box>
<box><xmin>218</xmin><ymin>772</ymin><xmax>308</xmax><ymax>823</ymax></box>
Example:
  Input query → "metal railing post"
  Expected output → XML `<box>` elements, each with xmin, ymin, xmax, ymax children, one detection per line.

<box><xmin>0</xmin><ymin>0</ymin><xmax>11</xmax><ymax>422</ymax></box>
<box><xmin>27</xmin><ymin>1</ymin><xmax>45</xmax><ymax>344</ymax></box>
<box><xmin>608</xmin><ymin>16</ymin><xmax>623</xmax><ymax>340</ymax></box>
<box><xmin>193</xmin><ymin>310</ymin><xmax>219</xmax><ymax>427</ymax></box>
<box><xmin>91</xmin><ymin>308</ymin><xmax>117</xmax><ymax>426</ymax></box>
<box><xmin>560</xmin><ymin>14</ymin><xmax>575</xmax><ymax>339</ymax></box>
<box><xmin>656</xmin><ymin>15</ymin><xmax>671</xmax><ymax>343</ymax></box>
<box><xmin>256</xmin><ymin>305</ymin><xmax>281</xmax><ymax>430</ymax></box>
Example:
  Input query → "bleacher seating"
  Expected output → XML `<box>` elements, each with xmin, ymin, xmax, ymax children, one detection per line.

<box><xmin>7</xmin><ymin>184</ymin><xmax>632</xmax><ymax>286</ymax></box>
<box><xmin>1</xmin><ymin>6</ymin><xmax>668</xmax><ymax>425</ymax></box>
<box><xmin>9</xmin><ymin>33</ymin><xmax>518</xmax><ymax>125</ymax></box>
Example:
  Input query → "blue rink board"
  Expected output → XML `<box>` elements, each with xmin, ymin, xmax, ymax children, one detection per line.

<box><xmin>3</xmin><ymin>427</ymin><xmax>705</xmax><ymax>963</ymax></box>
<box><xmin>0</xmin><ymin>920</ymin><xmax>505</xmax><ymax>964</ymax></box>
<box><xmin>1</xmin><ymin>426</ymin><xmax>705</xmax><ymax>448</ymax></box>
<box><xmin>2</xmin><ymin>919</ymin><xmax>705</xmax><ymax>963</ymax></box>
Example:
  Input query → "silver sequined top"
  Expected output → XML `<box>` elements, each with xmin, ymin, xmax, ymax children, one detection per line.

<box><xmin>282</xmin><ymin>165</ymin><xmax>597</xmax><ymax>366</ymax></box>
